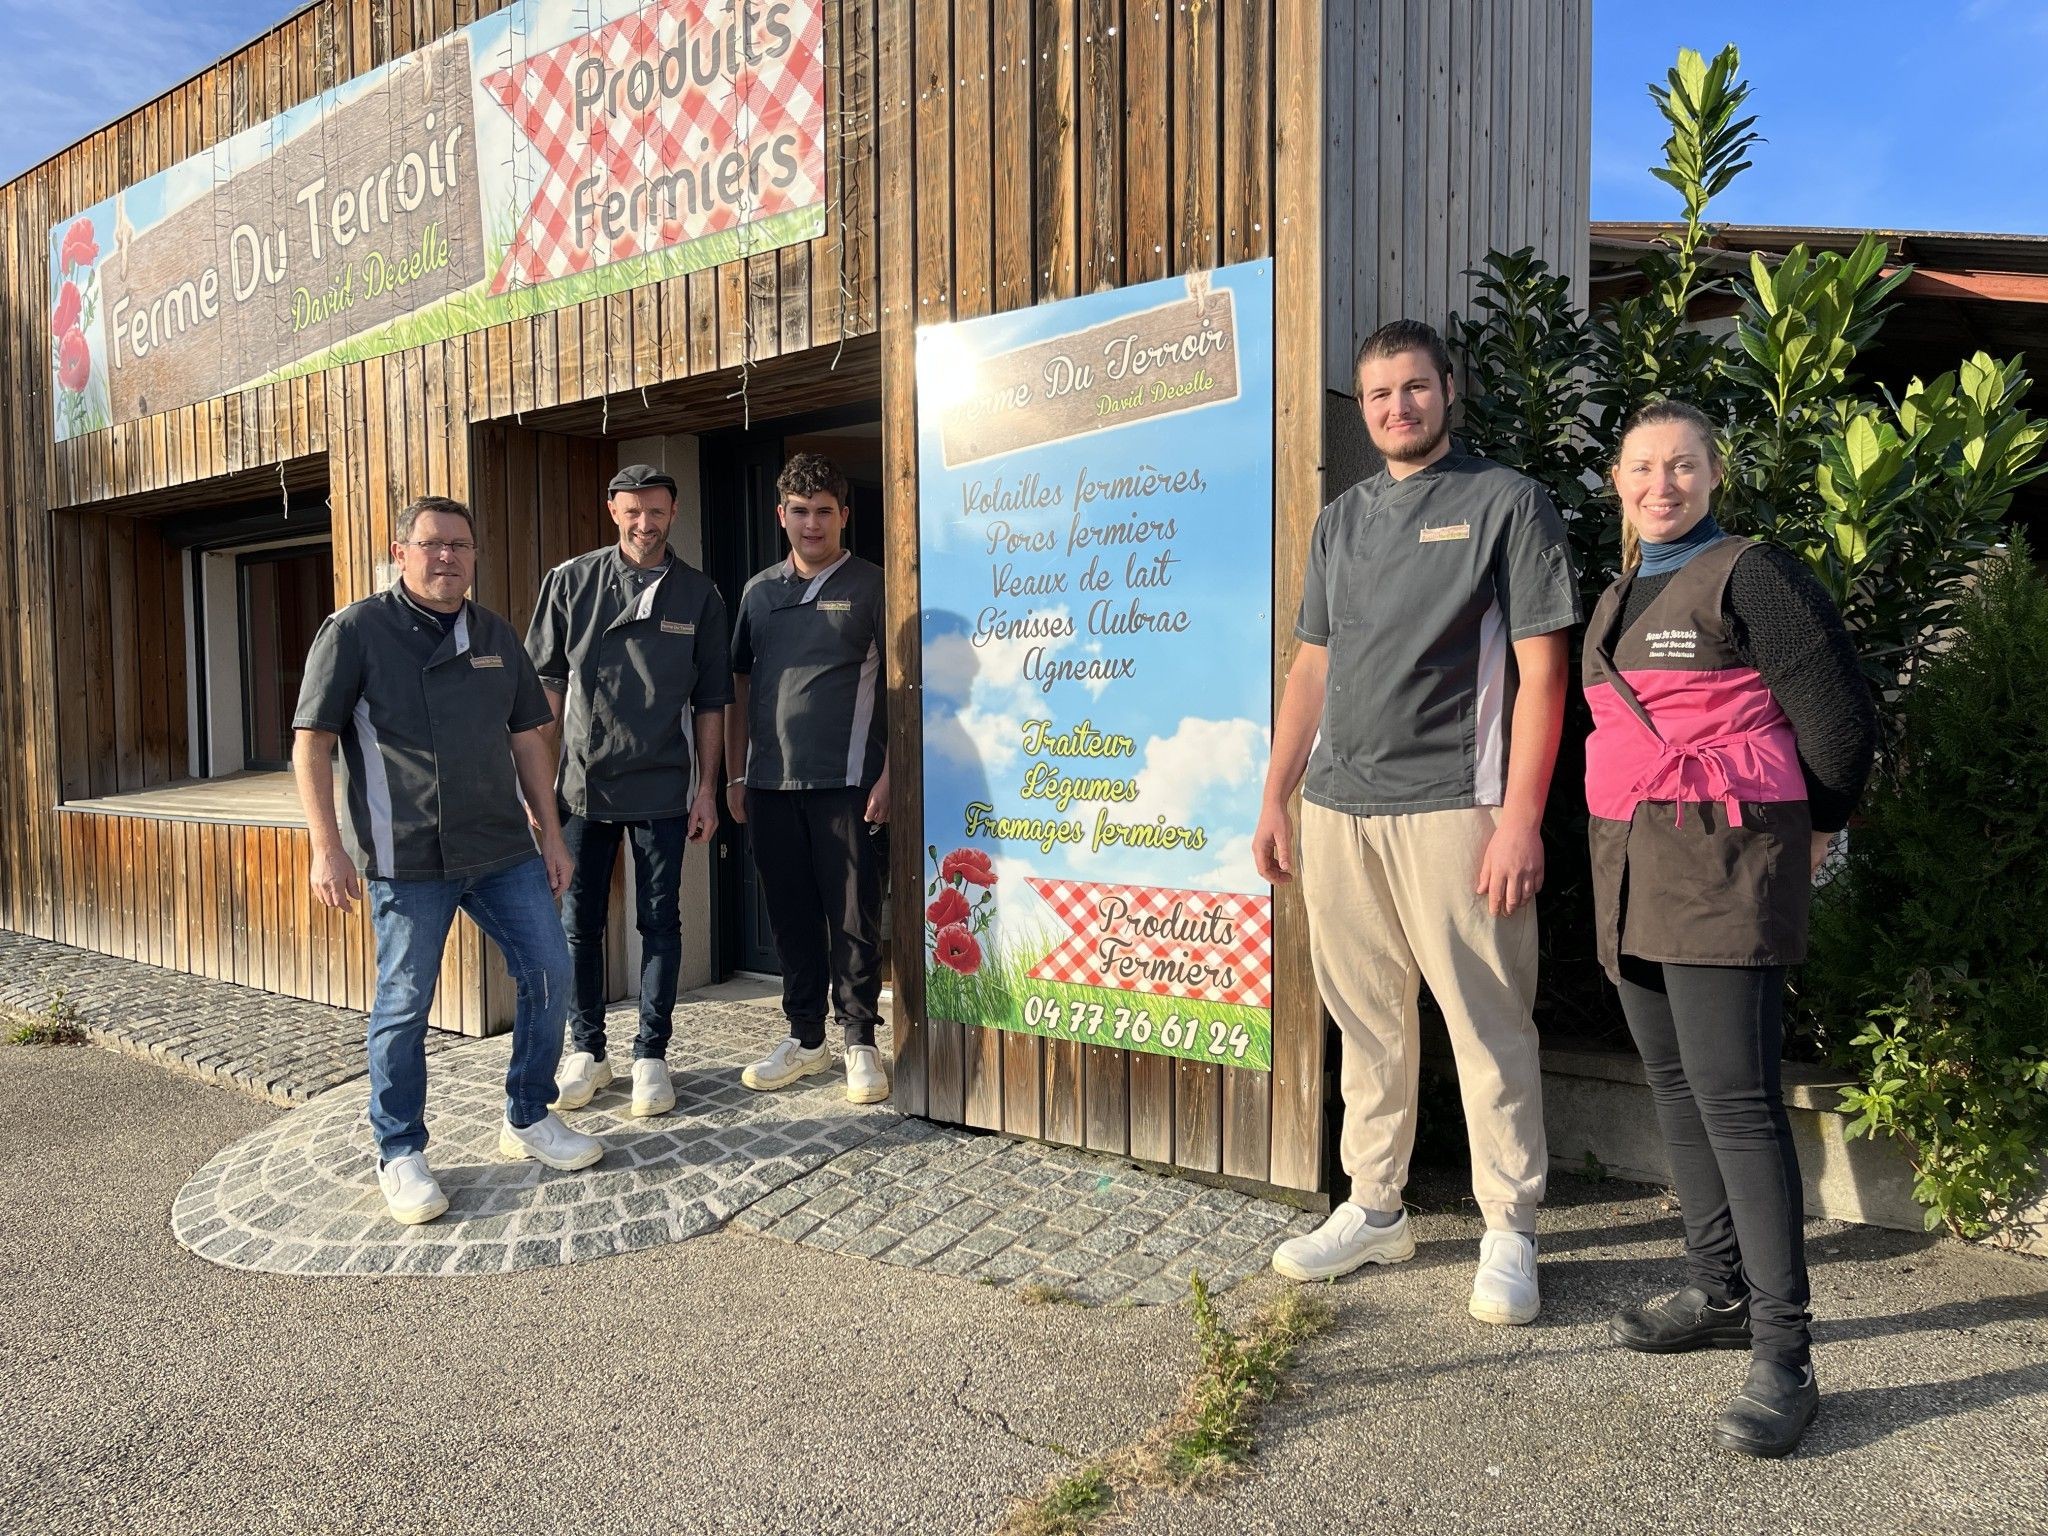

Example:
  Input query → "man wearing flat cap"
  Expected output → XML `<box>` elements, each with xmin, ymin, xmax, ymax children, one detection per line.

<box><xmin>524</xmin><ymin>462</ymin><xmax>734</xmax><ymax>1117</ymax></box>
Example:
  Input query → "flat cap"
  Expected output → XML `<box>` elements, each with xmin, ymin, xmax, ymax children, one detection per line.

<box><xmin>607</xmin><ymin>463</ymin><xmax>679</xmax><ymax>496</ymax></box>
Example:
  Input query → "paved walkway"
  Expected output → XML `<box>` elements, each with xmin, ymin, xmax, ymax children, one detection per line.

<box><xmin>0</xmin><ymin>928</ymin><xmax>436</xmax><ymax>1105</ymax></box>
<box><xmin>169</xmin><ymin>1001</ymin><xmax>1308</xmax><ymax>1300</ymax></box>
<box><xmin>0</xmin><ymin>928</ymin><xmax>1309</xmax><ymax>1301</ymax></box>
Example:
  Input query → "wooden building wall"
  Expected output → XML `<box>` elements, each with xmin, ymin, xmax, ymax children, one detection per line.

<box><xmin>1323</xmin><ymin>0</ymin><xmax>1592</xmax><ymax>480</ymax></box>
<box><xmin>877</xmin><ymin>0</ymin><xmax>1327</xmax><ymax>1190</ymax></box>
<box><xmin>2</xmin><ymin>0</ymin><xmax>1586</xmax><ymax>1190</ymax></box>
<box><xmin>0</xmin><ymin>0</ymin><xmax>880</xmax><ymax>1034</ymax></box>
<box><xmin>879</xmin><ymin>0</ymin><xmax>1589</xmax><ymax>1192</ymax></box>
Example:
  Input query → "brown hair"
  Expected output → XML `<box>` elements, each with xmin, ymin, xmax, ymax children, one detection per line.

<box><xmin>1354</xmin><ymin>318</ymin><xmax>1454</xmax><ymax>389</ymax></box>
<box><xmin>776</xmin><ymin>451</ymin><xmax>850</xmax><ymax>508</ymax></box>
<box><xmin>394</xmin><ymin>495</ymin><xmax>475</xmax><ymax>543</ymax></box>
<box><xmin>1614</xmin><ymin>399</ymin><xmax>1724</xmax><ymax>574</ymax></box>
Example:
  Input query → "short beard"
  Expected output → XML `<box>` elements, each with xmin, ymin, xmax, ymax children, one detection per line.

<box><xmin>1373</xmin><ymin>415</ymin><xmax>1450</xmax><ymax>468</ymax></box>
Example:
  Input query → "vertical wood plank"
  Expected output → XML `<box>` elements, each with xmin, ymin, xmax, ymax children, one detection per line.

<box><xmin>877</xmin><ymin>0</ymin><xmax>926</xmax><ymax>1118</ymax></box>
<box><xmin>1115</xmin><ymin>0</ymin><xmax>1175</xmax><ymax>1167</ymax></box>
<box><xmin>1267</xmin><ymin>0</ymin><xmax>1326</xmax><ymax>1193</ymax></box>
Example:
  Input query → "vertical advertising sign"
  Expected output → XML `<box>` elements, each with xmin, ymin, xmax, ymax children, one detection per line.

<box><xmin>916</xmin><ymin>261</ymin><xmax>1275</xmax><ymax>1071</ymax></box>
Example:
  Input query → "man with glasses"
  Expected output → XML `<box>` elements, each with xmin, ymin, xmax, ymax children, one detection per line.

<box><xmin>525</xmin><ymin>464</ymin><xmax>733</xmax><ymax>1117</ymax></box>
<box><xmin>293</xmin><ymin>496</ymin><xmax>604</xmax><ymax>1227</ymax></box>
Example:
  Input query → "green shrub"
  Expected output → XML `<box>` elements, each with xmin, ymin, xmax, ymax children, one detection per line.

<box><xmin>1451</xmin><ymin>44</ymin><xmax>2048</xmax><ymax>1056</ymax></box>
<box><xmin>1807</xmin><ymin>539</ymin><xmax>2048</xmax><ymax>1238</ymax></box>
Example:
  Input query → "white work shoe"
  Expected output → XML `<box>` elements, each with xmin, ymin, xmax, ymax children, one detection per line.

<box><xmin>376</xmin><ymin>1152</ymin><xmax>449</xmax><ymax>1226</ymax></box>
<box><xmin>497</xmin><ymin>1112</ymin><xmax>605</xmax><ymax>1171</ymax></box>
<box><xmin>741</xmin><ymin>1037</ymin><xmax>832</xmax><ymax>1092</ymax></box>
<box><xmin>554</xmin><ymin>1050</ymin><xmax>613</xmax><ymax>1111</ymax></box>
<box><xmin>1271</xmin><ymin>1202</ymin><xmax>1416</xmax><ymax>1281</ymax></box>
<box><xmin>1469</xmin><ymin>1230</ymin><xmax>1541</xmax><ymax>1325</ymax></box>
<box><xmin>845</xmin><ymin>1045</ymin><xmax>891</xmax><ymax>1104</ymax></box>
<box><xmin>630</xmin><ymin>1058</ymin><xmax>676</xmax><ymax>1118</ymax></box>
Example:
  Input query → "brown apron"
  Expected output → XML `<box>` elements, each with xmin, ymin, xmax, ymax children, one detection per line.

<box><xmin>1583</xmin><ymin>537</ymin><xmax>1813</xmax><ymax>981</ymax></box>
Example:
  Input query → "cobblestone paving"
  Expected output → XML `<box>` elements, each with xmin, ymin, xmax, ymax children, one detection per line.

<box><xmin>0</xmin><ymin>929</ymin><xmax>430</xmax><ymax>1105</ymax></box>
<box><xmin>171</xmin><ymin>1005</ymin><xmax>895</xmax><ymax>1277</ymax></box>
<box><xmin>734</xmin><ymin>1117</ymin><xmax>1318</xmax><ymax>1305</ymax></box>
<box><xmin>17</xmin><ymin>921</ymin><xmax>1318</xmax><ymax>1301</ymax></box>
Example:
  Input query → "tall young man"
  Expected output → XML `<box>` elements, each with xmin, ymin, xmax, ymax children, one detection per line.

<box><xmin>525</xmin><ymin>464</ymin><xmax>733</xmax><ymax>1118</ymax></box>
<box><xmin>1254</xmin><ymin>320</ymin><xmax>1579</xmax><ymax>1324</ymax></box>
<box><xmin>293</xmin><ymin>496</ymin><xmax>604</xmax><ymax>1228</ymax></box>
<box><xmin>724</xmin><ymin>452</ymin><xmax>891</xmax><ymax>1104</ymax></box>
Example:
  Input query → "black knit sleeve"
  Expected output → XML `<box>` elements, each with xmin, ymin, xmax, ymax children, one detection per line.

<box><xmin>1724</xmin><ymin>544</ymin><xmax>1879</xmax><ymax>833</ymax></box>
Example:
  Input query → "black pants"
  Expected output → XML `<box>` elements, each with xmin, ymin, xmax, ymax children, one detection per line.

<box><xmin>1616</xmin><ymin>956</ymin><xmax>1811</xmax><ymax>1369</ymax></box>
<box><xmin>559</xmin><ymin>813</ymin><xmax>688</xmax><ymax>1061</ymax></box>
<box><xmin>746</xmin><ymin>787</ymin><xmax>882</xmax><ymax>1048</ymax></box>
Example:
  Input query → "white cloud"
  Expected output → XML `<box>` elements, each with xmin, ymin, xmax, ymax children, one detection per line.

<box><xmin>925</xmin><ymin>703</ymin><xmax>1027</xmax><ymax>774</ymax></box>
<box><xmin>1130</xmin><ymin>717</ymin><xmax>1269</xmax><ymax>828</ymax></box>
<box><xmin>1185</xmin><ymin>833</ymin><xmax>1263</xmax><ymax>896</ymax></box>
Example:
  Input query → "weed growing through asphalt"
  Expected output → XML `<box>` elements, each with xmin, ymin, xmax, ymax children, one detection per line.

<box><xmin>1005</xmin><ymin>1467</ymin><xmax>1112</xmax><ymax>1536</ymax></box>
<box><xmin>5</xmin><ymin>985</ymin><xmax>87</xmax><ymax>1047</ymax></box>
<box><xmin>1150</xmin><ymin>1274</ymin><xmax>1330</xmax><ymax>1487</ymax></box>
<box><xmin>997</xmin><ymin>1272</ymin><xmax>1334</xmax><ymax>1534</ymax></box>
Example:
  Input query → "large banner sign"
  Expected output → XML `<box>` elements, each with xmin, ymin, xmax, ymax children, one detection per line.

<box><xmin>47</xmin><ymin>0</ymin><xmax>825</xmax><ymax>440</ymax></box>
<box><xmin>916</xmin><ymin>260</ymin><xmax>1276</xmax><ymax>1072</ymax></box>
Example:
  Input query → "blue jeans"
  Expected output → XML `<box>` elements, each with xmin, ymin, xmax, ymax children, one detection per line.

<box><xmin>365</xmin><ymin>856</ymin><xmax>572</xmax><ymax>1160</ymax></box>
<box><xmin>559</xmin><ymin>813</ymin><xmax>688</xmax><ymax>1062</ymax></box>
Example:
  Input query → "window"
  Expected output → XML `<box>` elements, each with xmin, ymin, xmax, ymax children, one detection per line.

<box><xmin>172</xmin><ymin>499</ymin><xmax>334</xmax><ymax>780</ymax></box>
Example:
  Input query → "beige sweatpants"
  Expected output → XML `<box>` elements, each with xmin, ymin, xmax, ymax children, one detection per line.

<box><xmin>1300</xmin><ymin>798</ymin><xmax>1547</xmax><ymax>1232</ymax></box>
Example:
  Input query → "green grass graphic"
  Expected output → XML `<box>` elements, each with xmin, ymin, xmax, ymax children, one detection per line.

<box><xmin>925</xmin><ymin>922</ymin><xmax>1272</xmax><ymax>1073</ymax></box>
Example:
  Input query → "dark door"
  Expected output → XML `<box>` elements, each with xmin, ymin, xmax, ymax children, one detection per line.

<box><xmin>702</xmin><ymin>421</ymin><xmax>888</xmax><ymax>979</ymax></box>
<box><xmin>703</xmin><ymin>425</ymin><xmax>788</xmax><ymax>974</ymax></box>
<box><xmin>239</xmin><ymin>545</ymin><xmax>333</xmax><ymax>771</ymax></box>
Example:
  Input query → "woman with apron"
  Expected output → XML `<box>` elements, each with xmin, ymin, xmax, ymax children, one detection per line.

<box><xmin>1584</xmin><ymin>400</ymin><xmax>1877</xmax><ymax>1457</ymax></box>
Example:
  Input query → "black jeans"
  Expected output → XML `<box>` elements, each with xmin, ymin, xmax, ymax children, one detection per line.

<box><xmin>559</xmin><ymin>813</ymin><xmax>689</xmax><ymax>1061</ymax></box>
<box><xmin>746</xmin><ymin>786</ymin><xmax>882</xmax><ymax>1048</ymax></box>
<box><xmin>1617</xmin><ymin>956</ymin><xmax>1812</xmax><ymax>1369</ymax></box>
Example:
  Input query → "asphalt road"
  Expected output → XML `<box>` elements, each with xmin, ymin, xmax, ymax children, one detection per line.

<box><xmin>0</xmin><ymin>1045</ymin><xmax>1189</xmax><ymax>1536</ymax></box>
<box><xmin>5</xmin><ymin>1043</ymin><xmax>2045</xmax><ymax>1536</ymax></box>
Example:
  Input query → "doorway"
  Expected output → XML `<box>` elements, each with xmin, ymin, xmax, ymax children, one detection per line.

<box><xmin>700</xmin><ymin>405</ymin><xmax>886</xmax><ymax>980</ymax></box>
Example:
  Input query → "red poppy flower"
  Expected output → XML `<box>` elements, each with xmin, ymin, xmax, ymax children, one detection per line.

<box><xmin>926</xmin><ymin>886</ymin><xmax>971</xmax><ymax>928</ymax></box>
<box><xmin>57</xmin><ymin>327</ymin><xmax>90</xmax><ymax>392</ymax></box>
<box><xmin>941</xmin><ymin>847</ymin><xmax>996</xmax><ymax>887</ymax></box>
<box><xmin>60</xmin><ymin>218</ymin><xmax>98</xmax><ymax>272</ymax></box>
<box><xmin>51</xmin><ymin>281</ymin><xmax>80</xmax><ymax>337</ymax></box>
<box><xmin>933</xmin><ymin>922</ymin><xmax>982</xmax><ymax>975</ymax></box>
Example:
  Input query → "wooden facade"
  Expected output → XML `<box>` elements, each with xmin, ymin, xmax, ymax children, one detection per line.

<box><xmin>0</xmin><ymin>0</ymin><xmax>1587</xmax><ymax>1193</ymax></box>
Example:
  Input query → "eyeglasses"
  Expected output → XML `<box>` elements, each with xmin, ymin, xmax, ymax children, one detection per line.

<box><xmin>406</xmin><ymin>539</ymin><xmax>477</xmax><ymax>555</ymax></box>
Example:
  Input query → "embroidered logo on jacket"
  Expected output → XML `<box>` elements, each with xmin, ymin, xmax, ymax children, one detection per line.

<box><xmin>1645</xmin><ymin>628</ymin><xmax>1699</xmax><ymax>659</ymax></box>
<box><xmin>470</xmin><ymin>654</ymin><xmax>505</xmax><ymax>668</ymax></box>
<box><xmin>660</xmin><ymin>619</ymin><xmax>696</xmax><ymax>634</ymax></box>
<box><xmin>1418</xmin><ymin>523</ymin><xmax>1471</xmax><ymax>543</ymax></box>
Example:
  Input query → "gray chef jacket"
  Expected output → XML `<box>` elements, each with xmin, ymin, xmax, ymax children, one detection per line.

<box><xmin>731</xmin><ymin>552</ymin><xmax>887</xmax><ymax>791</ymax></box>
<box><xmin>525</xmin><ymin>547</ymin><xmax>734</xmax><ymax>820</ymax></box>
<box><xmin>1294</xmin><ymin>452</ymin><xmax>1581</xmax><ymax>815</ymax></box>
<box><xmin>293</xmin><ymin>586</ymin><xmax>555</xmax><ymax>881</ymax></box>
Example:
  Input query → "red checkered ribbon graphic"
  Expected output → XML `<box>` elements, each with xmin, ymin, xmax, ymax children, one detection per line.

<box><xmin>1025</xmin><ymin>879</ymin><xmax>1273</xmax><ymax>1008</ymax></box>
<box><xmin>481</xmin><ymin>0</ymin><xmax>824</xmax><ymax>294</ymax></box>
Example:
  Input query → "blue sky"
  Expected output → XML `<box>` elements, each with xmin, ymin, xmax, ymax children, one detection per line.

<box><xmin>1594</xmin><ymin>0</ymin><xmax>2048</xmax><ymax>234</ymax></box>
<box><xmin>6</xmin><ymin>1</ymin><xmax>2045</xmax><ymax>234</ymax></box>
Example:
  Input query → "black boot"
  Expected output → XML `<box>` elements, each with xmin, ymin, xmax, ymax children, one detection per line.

<box><xmin>1712</xmin><ymin>1359</ymin><xmax>1819</xmax><ymax>1458</ymax></box>
<box><xmin>1609</xmin><ymin>1285</ymin><xmax>1752</xmax><ymax>1354</ymax></box>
